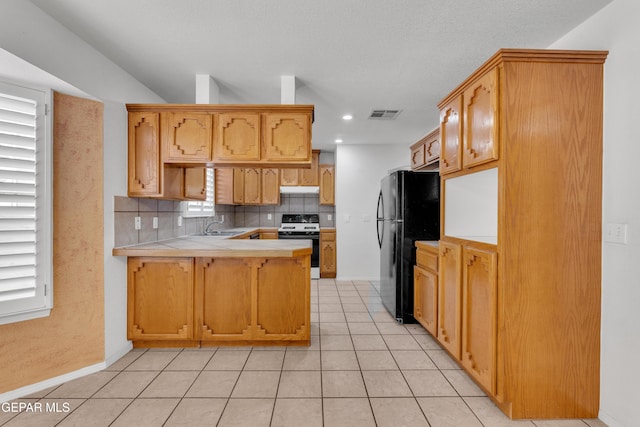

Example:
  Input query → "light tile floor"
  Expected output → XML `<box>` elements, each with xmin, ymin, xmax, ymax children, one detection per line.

<box><xmin>1</xmin><ymin>279</ymin><xmax>609</xmax><ymax>427</ymax></box>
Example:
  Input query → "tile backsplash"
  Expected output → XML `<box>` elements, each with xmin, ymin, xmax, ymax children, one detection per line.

<box><xmin>113</xmin><ymin>194</ymin><xmax>335</xmax><ymax>247</ymax></box>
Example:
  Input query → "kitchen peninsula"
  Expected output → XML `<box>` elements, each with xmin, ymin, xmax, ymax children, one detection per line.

<box><xmin>113</xmin><ymin>235</ymin><xmax>311</xmax><ymax>347</ymax></box>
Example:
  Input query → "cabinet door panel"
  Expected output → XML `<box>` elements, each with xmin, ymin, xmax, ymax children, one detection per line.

<box><xmin>280</xmin><ymin>168</ymin><xmax>299</xmax><ymax>186</ymax></box>
<box><xmin>463</xmin><ymin>69</ymin><xmax>499</xmax><ymax>168</ymax></box>
<box><xmin>128</xmin><ymin>112</ymin><xmax>161</xmax><ymax>196</ymax></box>
<box><xmin>184</xmin><ymin>167</ymin><xmax>207</xmax><ymax>200</ymax></box>
<box><xmin>263</xmin><ymin>113</ymin><xmax>311</xmax><ymax>161</ymax></box>
<box><xmin>438</xmin><ymin>241</ymin><xmax>462</xmax><ymax>358</ymax></box>
<box><xmin>128</xmin><ymin>257</ymin><xmax>194</xmax><ymax>340</ymax></box>
<box><xmin>214</xmin><ymin>168</ymin><xmax>235</xmax><ymax>205</ymax></box>
<box><xmin>411</xmin><ymin>143</ymin><xmax>426</xmax><ymax>170</ymax></box>
<box><xmin>299</xmin><ymin>151</ymin><xmax>320</xmax><ymax>185</ymax></box>
<box><xmin>243</xmin><ymin>168</ymin><xmax>262</xmax><ymax>205</ymax></box>
<box><xmin>461</xmin><ymin>245</ymin><xmax>497</xmax><ymax>393</ymax></box>
<box><xmin>164</xmin><ymin>112</ymin><xmax>212</xmax><ymax>162</ymax></box>
<box><xmin>215</xmin><ymin>113</ymin><xmax>261</xmax><ymax>161</ymax></box>
<box><xmin>255</xmin><ymin>257</ymin><xmax>310</xmax><ymax>340</ymax></box>
<box><xmin>197</xmin><ymin>258</ymin><xmax>253</xmax><ymax>340</ymax></box>
<box><xmin>319</xmin><ymin>165</ymin><xmax>335</xmax><ymax>205</ymax></box>
<box><xmin>414</xmin><ymin>265</ymin><xmax>438</xmax><ymax>336</ymax></box>
<box><xmin>439</xmin><ymin>96</ymin><xmax>463</xmax><ymax>174</ymax></box>
<box><xmin>261</xmin><ymin>168</ymin><xmax>280</xmax><ymax>205</ymax></box>
<box><xmin>320</xmin><ymin>231</ymin><xmax>337</xmax><ymax>278</ymax></box>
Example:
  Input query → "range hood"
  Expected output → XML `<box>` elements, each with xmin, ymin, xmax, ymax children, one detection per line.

<box><xmin>280</xmin><ymin>186</ymin><xmax>320</xmax><ymax>194</ymax></box>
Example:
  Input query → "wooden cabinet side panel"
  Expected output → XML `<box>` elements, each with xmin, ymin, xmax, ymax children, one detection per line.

<box><xmin>197</xmin><ymin>258</ymin><xmax>253</xmax><ymax>340</ymax></box>
<box><xmin>438</xmin><ymin>241</ymin><xmax>462</xmax><ymax>359</ymax></box>
<box><xmin>500</xmin><ymin>60</ymin><xmax>603</xmax><ymax>418</ymax></box>
<box><xmin>128</xmin><ymin>112</ymin><xmax>161</xmax><ymax>196</ymax></box>
<box><xmin>439</xmin><ymin>97</ymin><xmax>463</xmax><ymax>174</ymax></box>
<box><xmin>461</xmin><ymin>245</ymin><xmax>497</xmax><ymax>394</ymax></box>
<box><xmin>255</xmin><ymin>257</ymin><xmax>310</xmax><ymax>340</ymax></box>
<box><xmin>127</xmin><ymin>257</ymin><xmax>194</xmax><ymax>340</ymax></box>
<box><xmin>463</xmin><ymin>69</ymin><xmax>499</xmax><ymax>168</ymax></box>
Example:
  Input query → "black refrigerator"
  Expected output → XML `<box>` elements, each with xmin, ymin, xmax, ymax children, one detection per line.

<box><xmin>376</xmin><ymin>170</ymin><xmax>440</xmax><ymax>324</ymax></box>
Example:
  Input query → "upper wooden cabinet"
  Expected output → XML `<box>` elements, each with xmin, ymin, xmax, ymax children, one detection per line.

<box><xmin>214</xmin><ymin>167</ymin><xmax>279</xmax><ymax>205</ymax></box>
<box><xmin>263</xmin><ymin>113</ymin><xmax>311</xmax><ymax>163</ymax></box>
<box><xmin>163</xmin><ymin>112</ymin><xmax>212</xmax><ymax>163</ymax></box>
<box><xmin>127</xmin><ymin>104</ymin><xmax>314</xmax><ymax>199</ymax></box>
<box><xmin>280</xmin><ymin>150</ymin><xmax>320</xmax><ymax>186</ymax></box>
<box><xmin>439</xmin><ymin>96</ymin><xmax>463</xmax><ymax>174</ymax></box>
<box><xmin>214</xmin><ymin>112</ymin><xmax>261</xmax><ymax>162</ymax></box>
<box><xmin>128</xmin><ymin>112</ymin><xmax>161</xmax><ymax>196</ymax></box>
<box><xmin>410</xmin><ymin>128</ymin><xmax>440</xmax><ymax>170</ymax></box>
<box><xmin>462</xmin><ymin>69</ymin><xmax>499</xmax><ymax>169</ymax></box>
<box><xmin>319</xmin><ymin>165</ymin><xmax>335</xmax><ymax>205</ymax></box>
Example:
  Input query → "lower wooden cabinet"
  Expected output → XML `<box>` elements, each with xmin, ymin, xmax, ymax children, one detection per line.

<box><xmin>437</xmin><ymin>240</ymin><xmax>462</xmax><ymax>358</ymax></box>
<box><xmin>127</xmin><ymin>254</ymin><xmax>310</xmax><ymax>347</ymax></box>
<box><xmin>127</xmin><ymin>257</ymin><xmax>195</xmax><ymax>342</ymax></box>
<box><xmin>413</xmin><ymin>242</ymin><xmax>438</xmax><ymax>336</ymax></box>
<box><xmin>320</xmin><ymin>229</ymin><xmax>336</xmax><ymax>278</ymax></box>
<box><xmin>461</xmin><ymin>243</ymin><xmax>497</xmax><ymax>394</ymax></box>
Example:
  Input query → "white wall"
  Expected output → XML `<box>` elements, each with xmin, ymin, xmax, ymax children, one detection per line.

<box><xmin>0</xmin><ymin>0</ymin><xmax>165</xmax><ymax>367</ymax></box>
<box><xmin>335</xmin><ymin>144</ymin><xmax>409</xmax><ymax>280</ymax></box>
<box><xmin>548</xmin><ymin>1</ymin><xmax>640</xmax><ymax>426</ymax></box>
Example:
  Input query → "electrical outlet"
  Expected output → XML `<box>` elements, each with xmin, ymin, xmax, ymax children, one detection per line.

<box><xmin>605</xmin><ymin>223</ymin><xmax>628</xmax><ymax>244</ymax></box>
<box><xmin>267</xmin><ymin>213</ymin><xmax>272</xmax><ymax>220</ymax></box>
<box><xmin>153</xmin><ymin>217</ymin><xmax>158</xmax><ymax>229</ymax></box>
<box><xmin>134</xmin><ymin>216</ymin><xmax>141</xmax><ymax>230</ymax></box>
<box><xmin>178</xmin><ymin>215</ymin><xmax>183</xmax><ymax>227</ymax></box>
<box><xmin>328</xmin><ymin>214</ymin><xmax>332</xmax><ymax>221</ymax></box>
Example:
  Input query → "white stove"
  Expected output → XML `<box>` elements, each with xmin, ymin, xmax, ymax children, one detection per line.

<box><xmin>278</xmin><ymin>214</ymin><xmax>320</xmax><ymax>278</ymax></box>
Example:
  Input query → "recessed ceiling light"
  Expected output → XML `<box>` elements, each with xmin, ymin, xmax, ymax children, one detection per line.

<box><xmin>342</xmin><ymin>114</ymin><xmax>353</xmax><ymax>121</ymax></box>
<box><xmin>335</xmin><ymin>139</ymin><xmax>343</xmax><ymax>144</ymax></box>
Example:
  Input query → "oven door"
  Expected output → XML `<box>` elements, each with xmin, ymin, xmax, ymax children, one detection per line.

<box><xmin>278</xmin><ymin>232</ymin><xmax>320</xmax><ymax>270</ymax></box>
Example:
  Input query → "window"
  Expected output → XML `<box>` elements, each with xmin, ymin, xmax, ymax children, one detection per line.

<box><xmin>0</xmin><ymin>81</ymin><xmax>52</xmax><ymax>325</ymax></box>
<box><xmin>183</xmin><ymin>168</ymin><xmax>215</xmax><ymax>216</ymax></box>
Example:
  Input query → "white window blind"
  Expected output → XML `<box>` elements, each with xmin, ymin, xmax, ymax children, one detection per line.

<box><xmin>184</xmin><ymin>168</ymin><xmax>215</xmax><ymax>216</ymax></box>
<box><xmin>0</xmin><ymin>81</ymin><xmax>52</xmax><ymax>325</ymax></box>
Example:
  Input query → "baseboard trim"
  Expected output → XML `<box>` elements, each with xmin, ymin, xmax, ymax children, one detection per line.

<box><xmin>105</xmin><ymin>341</ymin><xmax>133</xmax><ymax>368</ymax></box>
<box><xmin>0</xmin><ymin>362</ymin><xmax>106</xmax><ymax>403</ymax></box>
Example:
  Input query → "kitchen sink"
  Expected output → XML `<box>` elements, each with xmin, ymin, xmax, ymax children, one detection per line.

<box><xmin>195</xmin><ymin>230</ymin><xmax>239</xmax><ymax>237</ymax></box>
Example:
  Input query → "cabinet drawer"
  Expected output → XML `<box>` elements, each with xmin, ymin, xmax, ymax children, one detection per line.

<box><xmin>416</xmin><ymin>248</ymin><xmax>438</xmax><ymax>272</ymax></box>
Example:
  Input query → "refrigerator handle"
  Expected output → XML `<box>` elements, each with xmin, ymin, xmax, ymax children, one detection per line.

<box><xmin>376</xmin><ymin>191</ymin><xmax>384</xmax><ymax>248</ymax></box>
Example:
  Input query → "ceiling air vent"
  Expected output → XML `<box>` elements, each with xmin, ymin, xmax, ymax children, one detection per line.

<box><xmin>368</xmin><ymin>109</ymin><xmax>401</xmax><ymax>120</ymax></box>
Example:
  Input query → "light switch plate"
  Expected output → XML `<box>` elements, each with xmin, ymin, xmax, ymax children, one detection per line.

<box><xmin>134</xmin><ymin>216</ymin><xmax>141</xmax><ymax>230</ymax></box>
<box><xmin>604</xmin><ymin>223</ymin><xmax>628</xmax><ymax>244</ymax></box>
<box><xmin>152</xmin><ymin>217</ymin><xmax>158</xmax><ymax>229</ymax></box>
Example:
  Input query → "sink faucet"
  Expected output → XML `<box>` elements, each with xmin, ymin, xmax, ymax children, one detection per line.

<box><xmin>204</xmin><ymin>215</ymin><xmax>224</xmax><ymax>234</ymax></box>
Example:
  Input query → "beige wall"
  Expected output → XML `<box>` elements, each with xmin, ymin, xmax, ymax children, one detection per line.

<box><xmin>0</xmin><ymin>92</ymin><xmax>104</xmax><ymax>393</ymax></box>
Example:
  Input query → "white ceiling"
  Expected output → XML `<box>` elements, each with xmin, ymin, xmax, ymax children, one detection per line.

<box><xmin>29</xmin><ymin>0</ymin><xmax>611</xmax><ymax>152</ymax></box>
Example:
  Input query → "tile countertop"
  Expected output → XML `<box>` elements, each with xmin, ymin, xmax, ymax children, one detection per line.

<box><xmin>415</xmin><ymin>240</ymin><xmax>439</xmax><ymax>249</ymax></box>
<box><xmin>112</xmin><ymin>229</ymin><xmax>312</xmax><ymax>258</ymax></box>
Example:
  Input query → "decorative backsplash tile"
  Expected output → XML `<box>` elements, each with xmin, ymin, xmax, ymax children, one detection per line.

<box><xmin>113</xmin><ymin>194</ymin><xmax>335</xmax><ymax>247</ymax></box>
